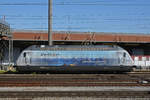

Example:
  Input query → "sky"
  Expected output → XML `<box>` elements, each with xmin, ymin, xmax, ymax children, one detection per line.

<box><xmin>0</xmin><ymin>0</ymin><xmax>150</xmax><ymax>34</ymax></box>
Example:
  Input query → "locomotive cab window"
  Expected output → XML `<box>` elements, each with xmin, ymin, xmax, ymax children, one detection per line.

<box><xmin>23</xmin><ymin>52</ymin><xmax>26</xmax><ymax>57</ymax></box>
<box><xmin>123</xmin><ymin>52</ymin><xmax>126</xmax><ymax>57</ymax></box>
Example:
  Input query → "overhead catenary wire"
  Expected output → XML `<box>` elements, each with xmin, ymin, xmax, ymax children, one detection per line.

<box><xmin>0</xmin><ymin>3</ymin><xmax>47</xmax><ymax>6</ymax></box>
<box><xmin>0</xmin><ymin>1</ymin><xmax>149</xmax><ymax>33</ymax></box>
<box><xmin>0</xmin><ymin>2</ymin><xmax>149</xmax><ymax>6</ymax></box>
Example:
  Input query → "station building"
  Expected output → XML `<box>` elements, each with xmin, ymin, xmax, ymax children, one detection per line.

<box><xmin>1</xmin><ymin>29</ymin><xmax>150</xmax><ymax>69</ymax></box>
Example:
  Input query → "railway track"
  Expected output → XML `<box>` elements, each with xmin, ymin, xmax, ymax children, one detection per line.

<box><xmin>0</xmin><ymin>91</ymin><xmax>150</xmax><ymax>98</ymax></box>
<box><xmin>0</xmin><ymin>74</ymin><xmax>150</xmax><ymax>99</ymax></box>
<box><xmin>0</xmin><ymin>74</ymin><xmax>149</xmax><ymax>87</ymax></box>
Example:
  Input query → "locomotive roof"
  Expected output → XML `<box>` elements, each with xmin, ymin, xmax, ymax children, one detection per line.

<box><xmin>25</xmin><ymin>45</ymin><xmax>124</xmax><ymax>51</ymax></box>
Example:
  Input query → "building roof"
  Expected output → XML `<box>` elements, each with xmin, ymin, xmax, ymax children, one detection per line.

<box><xmin>11</xmin><ymin>30</ymin><xmax>150</xmax><ymax>43</ymax></box>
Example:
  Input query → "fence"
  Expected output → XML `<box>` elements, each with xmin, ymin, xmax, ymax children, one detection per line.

<box><xmin>132</xmin><ymin>56</ymin><xmax>150</xmax><ymax>69</ymax></box>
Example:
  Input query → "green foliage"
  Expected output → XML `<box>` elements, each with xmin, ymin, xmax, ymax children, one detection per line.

<box><xmin>0</xmin><ymin>70</ymin><xmax>7</xmax><ymax>74</ymax></box>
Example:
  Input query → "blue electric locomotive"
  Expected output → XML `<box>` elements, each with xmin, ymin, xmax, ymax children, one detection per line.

<box><xmin>15</xmin><ymin>45</ymin><xmax>134</xmax><ymax>72</ymax></box>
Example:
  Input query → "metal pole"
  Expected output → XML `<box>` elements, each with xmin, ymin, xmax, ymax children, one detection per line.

<box><xmin>9</xmin><ymin>37</ymin><xmax>11</xmax><ymax>66</ymax></box>
<box><xmin>11</xmin><ymin>35</ymin><xmax>13</xmax><ymax>65</ymax></box>
<box><xmin>48</xmin><ymin>0</ymin><xmax>53</xmax><ymax>45</ymax></box>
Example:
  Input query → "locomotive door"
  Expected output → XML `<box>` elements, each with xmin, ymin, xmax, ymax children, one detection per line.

<box><xmin>24</xmin><ymin>52</ymin><xmax>31</xmax><ymax>65</ymax></box>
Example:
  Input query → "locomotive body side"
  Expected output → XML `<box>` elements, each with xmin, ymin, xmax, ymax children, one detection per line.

<box><xmin>15</xmin><ymin>45</ymin><xmax>133</xmax><ymax>72</ymax></box>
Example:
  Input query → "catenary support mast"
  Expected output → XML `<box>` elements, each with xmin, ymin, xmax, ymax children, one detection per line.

<box><xmin>48</xmin><ymin>0</ymin><xmax>53</xmax><ymax>45</ymax></box>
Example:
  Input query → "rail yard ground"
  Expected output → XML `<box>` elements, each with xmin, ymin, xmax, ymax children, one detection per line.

<box><xmin>0</xmin><ymin>74</ymin><xmax>150</xmax><ymax>99</ymax></box>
